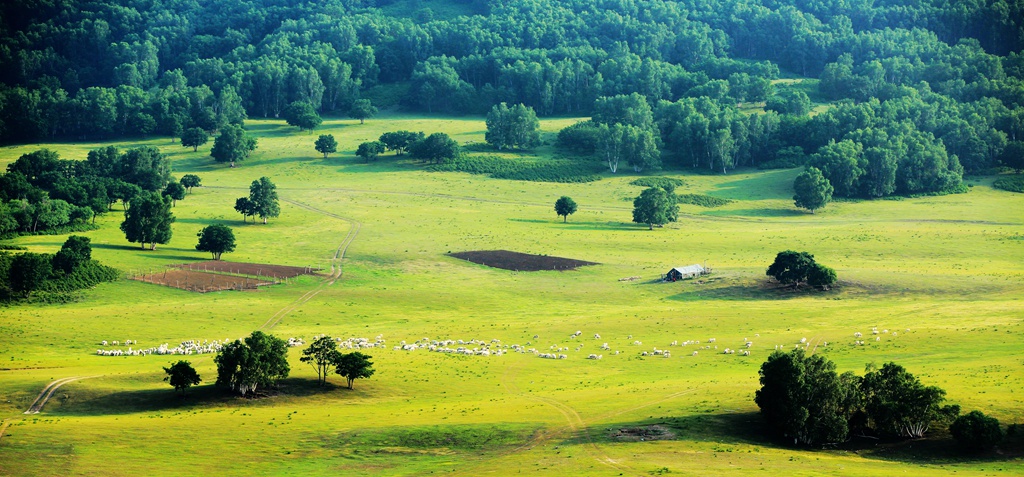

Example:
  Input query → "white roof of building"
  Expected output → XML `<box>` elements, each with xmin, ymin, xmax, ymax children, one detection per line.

<box><xmin>671</xmin><ymin>264</ymin><xmax>705</xmax><ymax>274</ymax></box>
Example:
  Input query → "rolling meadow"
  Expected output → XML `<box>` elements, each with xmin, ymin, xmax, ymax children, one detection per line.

<box><xmin>0</xmin><ymin>114</ymin><xmax>1022</xmax><ymax>476</ymax></box>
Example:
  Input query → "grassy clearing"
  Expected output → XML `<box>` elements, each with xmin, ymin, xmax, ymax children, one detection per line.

<box><xmin>0</xmin><ymin>114</ymin><xmax>1021</xmax><ymax>476</ymax></box>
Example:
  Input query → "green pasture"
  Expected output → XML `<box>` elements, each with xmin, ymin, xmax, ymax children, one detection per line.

<box><xmin>0</xmin><ymin>114</ymin><xmax>1022</xmax><ymax>476</ymax></box>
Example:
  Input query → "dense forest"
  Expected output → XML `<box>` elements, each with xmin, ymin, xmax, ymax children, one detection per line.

<box><xmin>0</xmin><ymin>0</ymin><xmax>1022</xmax><ymax>196</ymax></box>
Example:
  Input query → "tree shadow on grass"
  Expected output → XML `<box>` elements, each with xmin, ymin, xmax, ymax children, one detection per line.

<box><xmin>573</xmin><ymin>412</ymin><xmax>1023</xmax><ymax>465</ymax></box>
<box><xmin>507</xmin><ymin>218</ymin><xmax>637</xmax><ymax>231</ymax></box>
<box><xmin>701</xmin><ymin>208</ymin><xmax>806</xmax><ymax>218</ymax></box>
<box><xmin>55</xmin><ymin>378</ymin><xmax>343</xmax><ymax>416</ymax></box>
<box><xmin>91</xmin><ymin>243</ymin><xmax>203</xmax><ymax>263</ymax></box>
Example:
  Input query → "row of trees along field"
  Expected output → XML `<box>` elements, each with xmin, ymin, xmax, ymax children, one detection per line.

<box><xmin>0</xmin><ymin>0</ymin><xmax>1020</xmax><ymax>180</ymax></box>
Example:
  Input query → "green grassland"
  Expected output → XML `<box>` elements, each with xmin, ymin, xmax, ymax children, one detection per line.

<box><xmin>0</xmin><ymin>114</ymin><xmax>1022</xmax><ymax>476</ymax></box>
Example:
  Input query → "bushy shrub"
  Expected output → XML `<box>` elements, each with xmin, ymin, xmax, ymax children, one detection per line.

<box><xmin>993</xmin><ymin>175</ymin><xmax>1024</xmax><ymax>193</ymax></box>
<box><xmin>950</xmin><ymin>411</ymin><xmax>1003</xmax><ymax>451</ymax></box>
<box><xmin>630</xmin><ymin>177</ymin><xmax>684</xmax><ymax>190</ymax></box>
<box><xmin>429</xmin><ymin>156</ymin><xmax>602</xmax><ymax>183</ymax></box>
<box><xmin>675</xmin><ymin>194</ymin><xmax>732</xmax><ymax>207</ymax></box>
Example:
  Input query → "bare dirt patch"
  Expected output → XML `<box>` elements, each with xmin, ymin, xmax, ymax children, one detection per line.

<box><xmin>448</xmin><ymin>250</ymin><xmax>597</xmax><ymax>271</ymax></box>
<box><xmin>609</xmin><ymin>425</ymin><xmax>676</xmax><ymax>442</ymax></box>
<box><xmin>131</xmin><ymin>269</ymin><xmax>277</xmax><ymax>292</ymax></box>
<box><xmin>170</xmin><ymin>261</ymin><xmax>322</xmax><ymax>279</ymax></box>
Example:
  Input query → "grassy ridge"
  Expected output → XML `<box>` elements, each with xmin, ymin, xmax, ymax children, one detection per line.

<box><xmin>0</xmin><ymin>114</ymin><xmax>1021</xmax><ymax>476</ymax></box>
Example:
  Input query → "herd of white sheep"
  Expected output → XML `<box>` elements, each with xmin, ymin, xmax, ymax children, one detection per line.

<box><xmin>95</xmin><ymin>337</ymin><xmax>307</xmax><ymax>357</ymax></box>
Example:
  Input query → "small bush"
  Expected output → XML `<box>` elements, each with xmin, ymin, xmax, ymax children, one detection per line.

<box><xmin>429</xmin><ymin>155</ymin><xmax>602</xmax><ymax>183</ymax></box>
<box><xmin>675</xmin><ymin>194</ymin><xmax>732</xmax><ymax>207</ymax></box>
<box><xmin>993</xmin><ymin>175</ymin><xmax>1024</xmax><ymax>193</ymax></box>
<box><xmin>630</xmin><ymin>177</ymin><xmax>685</xmax><ymax>189</ymax></box>
<box><xmin>950</xmin><ymin>411</ymin><xmax>1003</xmax><ymax>452</ymax></box>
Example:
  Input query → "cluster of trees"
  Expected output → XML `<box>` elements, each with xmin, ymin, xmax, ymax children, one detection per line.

<box><xmin>168</xmin><ymin>332</ymin><xmax>376</xmax><ymax>397</ymax></box>
<box><xmin>756</xmin><ymin>350</ymin><xmax>962</xmax><ymax>446</ymax></box>
<box><xmin>0</xmin><ymin>147</ymin><xmax>174</xmax><ymax>237</ymax></box>
<box><xmin>233</xmin><ymin>177</ymin><xmax>280</xmax><ymax>224</ymax></box>
<box><xmin>485</xmin><ymin>102</ymin><xmax>540</xmax><ymax>150</ymax></box>
<box><xmin>0</xmin><ymin>235</ymin><xmax>118</xmax><ymax>300</ymax></box>
<box><xmin>766</xmin><ymin>251</ymin><xmax>837</xmax><ymax>290</ymax></box>
<box><xmin>300</xmin><ymin>335</ymin><xmax>375</xmax><ymax>389</ymax></box>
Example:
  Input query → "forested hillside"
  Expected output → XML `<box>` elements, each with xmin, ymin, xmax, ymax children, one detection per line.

<box><xmin>1</xmin><ymin>0</ymin><xmax>1021</xmax><ymax>183</ymax></box>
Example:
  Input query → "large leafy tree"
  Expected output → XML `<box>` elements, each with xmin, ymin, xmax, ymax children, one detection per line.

<box><xmin>632</xmin><ymin>187</ymin><xmax>678</xmax><ymax>230</ymax></box>
<box><xmin>211</xmin><ymin>124</ymin><xmax>257</xmax><ymax>167</ymax></box>
<box><xmin>163</xmin><ymin>360</ymin><xmax>201</xmax><ymax>396</ymax></box>
<box><xmin>162</xmin><ymin>181</ymin><xmax>186</xmax><ymax>206</ymax></box>
<box><xmin>248</xmin><ymin>177</ymin><xmax>280</xmax><ymax>224</ymax></box>
<box><xmin>348</xmin><ymin>99</ymin><xmax>377</xmax><ymax>124</ymax></box>
<box><xmin>180</xmin><ymin>174</ymin><xmax>201</xmax><ymax>194</ymax></box>
<box><xmin>214</xmin><ymin>331</ymin><xmax>290</xmax><ymax>397</ymax></box>
<box><xmin>554</xmin><ymin>196</ymin><xmax>577</xmax><ymax>222</ymax></box>
<box><xmin>195</xmin><ymin>224</ymin><xmax>236</xmax><ymax>260</ymax></box>
<box><xmin>52</xmin><ymin>235</ymin><xmax>91</xmax><ymax>274</ymax></box>
<box><xmin>283</xmin><ymin>101</ymin><xmax>322</xmax><ymax>132</ymax></box>
<box><xmin>300</xmin><ymin>336</ymin><xmax>342</xmax><ymax>386</ymax></box>
<box><xmin>314</xmin><ymin>134</ymin><xmax>338</xmax><ymax>159</ymax></box>
<box><xmin>485</xmin><ymin>102</ymin><xmax>541</xmax><ymax>150</ymax></box>
<box><xmin>333</xmin><ymin>352</ymin><xmax>375</xmax><ymax>390</ymax></box>
<box><xmin>234</xmin><ymin>197</ymin><xmax>256</xmax><ymax>223</ymax></box>
<box><xmin>181</xmin><ymin>127</ymin><xmax>209</xmax><ymax>152</ymax></box>
<box><xmin>766</xmin><ymin>250</ymin><xmax>816</xmax><ymax>285</ymax></box>
<box><xmin>755</xmin><ymin>349</ymin><xmax>858</xmax><ymax>446</ymax></box>
<box><xmin>793</xmin><ymin>167</ymin><xmax>833</xmax><ymax>213</ymax></box>
<box><xmin>120</xmin><ymin>191</ymin><xmax>174</xmax><ymax>250</ymax></box>
<box><xmin>950</xmin><ymin>411</ymin><xmax>1003</xmax><ymax>452</ymax></box>
<box><xmin>861</xmin><ymin>363</ymin><xmax>959</xmax><ymax>438</ymax></box>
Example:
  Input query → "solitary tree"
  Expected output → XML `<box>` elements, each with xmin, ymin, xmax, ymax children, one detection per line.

<box><xmin>554</xmin><ymin>196</ymin><xmax>577</xmax><ymax>222</ymax></box>
<box><xmin>211</xmin><ymin>124</ymin><xmax>257</xmax><ymax>167</ymax></box>
<box><xmin>766</xmin><ymin>250</ymin><xmax>817</xmax><ymax>286</ymax></box>
<box><xmin>248</xmin><ymin>177</ymin><xmax>280</xmax><ymax>224</ymax></box>
<box><xmin>632</xmin><ymin>187</ymin><xmax>678</xmax><ymax>230</ymax></box>
<box><xmin>356</xmin><ymin>141</ymin><xmax>385</xmax><ymax>162</ymax></box>
<box><xmin>215</xmin><ymin>331</ymin><xmax>290</xmax><ymax>396</ymax></box>
<box><xmin>196</xmin><ymin>224</ymin><xmax>236</xmax><ymax>260</ymax></box>
<box><xmin>314</xmin><ymin>134</ymin><xmax>338</xmax><ymax>159</ymax></box>
<box><xmin>163</xmin><ymin>360</ymin><xmax>201</xmax><ymax>396</ymax></box>
<box><xmin>162</xmin><ymin>181</ymin><xmax>186</xmax><ymax>206</ymax></box>
<box><xmin>283</xmin><ymin>101</ymin><xmax>322</xmax><ymax>132</ymax></box>
<box><xmin>333</xmin><ymin>352</ymin><xmax>375</xmax><ymax>389</ymax></box>
<box><xmin>349</xmin><ymin>99</ymin><xmax>377</xmax><ymax>124</ymax></box>
<box><xmin>180</xmin><ymin>174</ymin><xmax>201</xmax><ymax>193</ymax></box>
<box><xmin>793</xmin><ymin>167</ymin><xmax>833</xmax><ymax>214</ymax></box>
<box><xmin>950</xmin><ymin>411</ymin><xmax>1003</xmax><ymax>452</ymax></box>
<box><xmin>181</xmin><ymin>127</ymin><xmax>209</xmax><ymax>152</ymax></box>
<box><xmin>300</xmin><ymin>336</ymin><xmax>342</xmax><ymax>386</ymax></box>
<box><xmin>120</xmin><ymin>191</ymin><xmax>174</xmax><ymax>250</ymax></box>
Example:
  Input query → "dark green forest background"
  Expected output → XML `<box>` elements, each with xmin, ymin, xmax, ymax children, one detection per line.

<box><xmin>0</xmin><ymin>0</ymin><xmax>1022</xmax><ymax>186</ymax></box>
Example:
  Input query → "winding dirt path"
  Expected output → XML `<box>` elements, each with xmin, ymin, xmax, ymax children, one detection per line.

<box><xmin>23</xmin><ymin>376</ymin><xmax>100</xmax><ymax>414</ymax></box>
<box><xmin>258</xmin><ymin>197</ymin><xmax>361</xmax><ymax>330</ymax></box>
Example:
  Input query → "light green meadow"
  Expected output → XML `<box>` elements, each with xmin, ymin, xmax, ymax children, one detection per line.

<box><xmin>0</xmin><ymin>113</ymin><xmax>1021</xmax><ymax>476</ymax></box>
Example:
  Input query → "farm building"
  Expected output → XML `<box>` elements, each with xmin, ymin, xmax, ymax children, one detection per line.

<box><xmin>665</xmin><ymin>264</ymin><xmax>707</xmax><ymax>281</ymax></box>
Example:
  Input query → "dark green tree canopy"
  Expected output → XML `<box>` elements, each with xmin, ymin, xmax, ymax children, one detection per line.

<box><xmin>409</xmin><ymin>132</ymin><xmax>460</xmax><ymax>165</ymax></box>
<box><xmin>215</xmin><ymin>331</ymin><xmax>290</xmax><ymax>396</ymax></box>
<box><xmin>246</xmin><ymin>176</ymin><xmax>280</xmax><ymax>224</ymax></box>
<box><xmin>766</xmin><ymin>89</ymin><xmax>813</xmax><ymax>116</ymax></box>
<box><xmin>950</xmin><ymin>411</ymin><xmax>1003</xmax><ymax>452</ymax></box>
<box><xmin>793</xmin><ymin>167</ymin><xmax>833</xmax><ymax>213</ymax></box>
<box><xmin>861</xmin><ymin>362</ymin><xmax>959</xmax><ymax>438</ymax></box>
<box><xmin>196</xmin><ymin>224</ymin><xmax>236</xmax><ymax>260</ymax></box>
<box><xmin>356</xmin><ymin>141</ymin><xmax>385</xmax><ymax>163</ymax></box>
<box><xmin>211</xmin><ymin>124</ymin><xmax>257</xmax><ymax>167</ymax></box>
<box><xmin>163</xmin><ymin>360</ymin><xmax>202</xmax><ymax>396</ymax></box>
<box><xmin>632</xmin><ymin>187</ymin><xmax>678</xmax><ymax>230</ymax></box>
<box><xmin>333</xmin><ymin>351</ymin><xmax>375</xmax><ymax>389</ymax></box>
<box><xmin>300</xmin><ymin>335</ymin><xmax>342</xmax><ymax>387</ymax></box>
<box><xmin>349</xmin><ymin>99</ymin><xmax>377</xmax><ymax>124</ymax></box>
<box><xmin>554</xmin><ymin>196</ymin><xmax>577</xmax><ymax>222</ymax></box>
<box><xmin>283</xmin><ymin>101</ymin><xmax>322</xmax><ymax>131</ymax></box>
<box><xmin>766</xmin><ymin>250</ymin><xmax>833</xmax><ymax>288</ymax></box>
<box><xmin>485</xmin><ymin>102</ymin><xmax>541</xmax><ymax>150</ymax></box>
<box><xmin>52</xmin><ymin>235</ymin><xmax>91</xmax><ymax>274</ymax></box>
<box><xmin>180</xmin><ymin>174</ymin><xmax>201</xmax><ymax>193</ymax></box>
<box><xmin>120</xmin><ymin>191</ymin><xmax>174</xmax><ymax>250</ymax></box>
<box><xmin>181</xmin><ymin>127</ymin><xmax>209</xmax><ymax>152</ymax></box>
<box><xmin>314</xmin><ymin>134</ymin><xmax>338</xmax><ymax>159</ymax></box>
<box><xmin>379</xmin><ymin>131</ymin><xmax>424</xmax><ymax>155</ymax></box>
<box><xmin>162</xmin><ymin>181</ymin><xmax>186</xmax><ymax>206</ymax></box>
